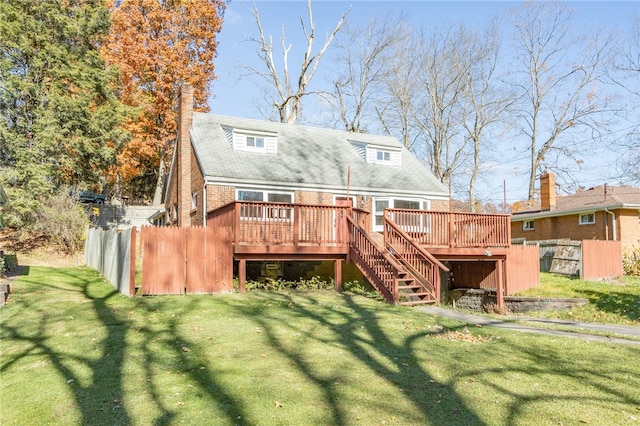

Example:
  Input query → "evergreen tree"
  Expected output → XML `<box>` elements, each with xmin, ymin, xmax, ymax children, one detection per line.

<box><xmin>0</xmin><ymin>0</ymin><xmax>128</xmax><ymax>227</ymax></box>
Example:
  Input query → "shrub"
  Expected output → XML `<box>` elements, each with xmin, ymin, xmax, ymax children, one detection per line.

<box><xmin>31</xmin><ymin>191</ymin><xmax>89</xmax><ymax>255</ymax></box>
<box><xmin>622</xmin><ymin>247</ymin><xmax>640</xmax><ymax>276</ymax></box>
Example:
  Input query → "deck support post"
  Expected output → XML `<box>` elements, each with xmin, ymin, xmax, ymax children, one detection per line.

<box><xmin>239</xmin><ymin>259</ymin><xmax>246</xmax><ymax>293</ymax></box>
<box><xmin>334</xmin><ymin>259</ymin><xmax>343</xmax><ymax>292</ymax></box>
<box><xmin>496</xmin><ymin>258</ymin><xmax>505</xmax><ymax>310</ymax></box>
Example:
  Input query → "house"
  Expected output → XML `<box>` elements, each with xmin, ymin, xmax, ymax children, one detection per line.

<box><xmin>164</xmin><ymin>85</ymin><xmax>450</xmax><ymax>230</ymax></box>
<box><xmin>511</xmin><ymin>171</ymin><xmax>640</xmax><ymax>253</ymax></box>
<box><xmin>158</xmin><ymin>84</ymin><xmax>532</xmax><ymax>308</ymax></box>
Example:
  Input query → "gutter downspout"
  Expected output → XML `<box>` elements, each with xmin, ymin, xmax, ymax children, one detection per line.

<box><xmin>202</xmin><ymin>182</ymin><xmax>207</xmax><ymax>227</ymax></box>
<box><xmin>604</xmin><ymin>208</ymin><xmax>616</xmax><ymax>241</ymax></box>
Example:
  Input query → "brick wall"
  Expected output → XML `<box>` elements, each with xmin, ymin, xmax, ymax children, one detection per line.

<box><xmin>295</xmin><ymin>190</ymin><xmax>334</xmax><ymax>205</ymax></box>
<box><xmin>430</xmin><ymin>199</ymin><xmax>450</xmax><ymax>211</ymax></box>
<box><xmin>206</xmin><ymin>185</ymin><xmax>235</xmax><ymax>212</ymax></box>
<box><xmin>178</xmin><ymin>84</ymin><xmax>194</xmax><ymax>227</ymax></box>
<box><xmin>618</xmin><ymin>209</ymin><xmax>640</xmax><ymax>252</ymax></box>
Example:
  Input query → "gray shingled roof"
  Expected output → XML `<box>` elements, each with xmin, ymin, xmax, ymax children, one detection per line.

<box><xmin>512</xmin><ymin>185</ymin><xmax>640</xmax><ymax>219</ymax></box>
<box><xmin>190</xmin><ymin>114</ymin><xmax>448</xmax><ymax>197</ymax></box>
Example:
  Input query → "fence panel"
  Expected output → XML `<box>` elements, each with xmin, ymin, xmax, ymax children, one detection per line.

<box><xmin>506</xmin><ymin>244</ymin><xmax>540</xmax><ymax>295</ymax></box>
<box><xmin>186</xmin><ymin>226</ymin><xmax>233</xmax><ymax>294</ymax></box>
<box><xmin>84</xmin><ymin>227</ymin><xmax>134</xmax><ymax>296</ymax></box>
<box><xmin>582</xmin><ymin>240</ymin><xmax>622</xmax><ymax>280</ymax></box>
<box><xmin>141</xmin><ymin>226</ymin><xmax>185</xmax><ymax>295</ymax></box>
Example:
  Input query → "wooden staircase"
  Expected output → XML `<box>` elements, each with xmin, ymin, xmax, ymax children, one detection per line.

<box><xmin>347</xmin><ymin>215</ymin><xmax>448</xmax><ymax>306</ymax></box>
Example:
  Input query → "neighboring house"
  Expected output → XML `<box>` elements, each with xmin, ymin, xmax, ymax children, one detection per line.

<box><xmin>164</xmin><ymin>84</ymin><xmax>450</xmax><ymax>230</ymax></box>
<box><xmin>511</xmin><ymin>171</ymin><xmax>640</xmax><ymax>252</ymax></box>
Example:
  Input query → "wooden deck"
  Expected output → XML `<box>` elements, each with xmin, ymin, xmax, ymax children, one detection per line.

<box><xmin>208</xmin><ymin>202</ymin><xmax>510</xmax><ymax>255</ymax></box>
<box><xmin>204</xmin><ymin>202</ymin><xmax>516</xmax><ymax>306</ymax></box>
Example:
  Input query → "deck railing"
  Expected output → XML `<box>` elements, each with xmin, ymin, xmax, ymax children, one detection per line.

<box><xmin>384</xmin><ymin>209</ymin><xmax>511</xmax><ymax>248</ymax></box>
<box><xmin>230</xmin><ymin>202</ymin><xmax>368</xmax><ymax>247</ymax></box>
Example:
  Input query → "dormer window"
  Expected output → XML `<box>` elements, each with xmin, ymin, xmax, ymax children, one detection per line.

<box><xmin>232</xmin><ymin>129</ymin><xmax>277</xmax><ymax>153</ymax></box>
<box><xmin>376</xmin><ymin>150</ymin><xmax>391</xmax><ymax>162</ymax></box>
<box><xmin>246</xmin><ymin>136</ymin><xmax>264</xmax><ymax>149</ymax></box>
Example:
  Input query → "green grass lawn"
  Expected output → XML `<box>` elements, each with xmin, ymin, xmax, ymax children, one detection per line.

<box><xmin>2</xmin><ymin>267</ymin><xmax>640</xmax><ymax>425</ymax></box>
<box><xmin>515</xmin><ymin>273</ymin><xmax>640</xmax><ymax>325</ymax></box>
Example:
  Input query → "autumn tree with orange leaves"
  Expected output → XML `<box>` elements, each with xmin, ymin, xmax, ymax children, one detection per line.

<box><xmin>102</xmin><ymin>0</ymin><xmax>225</xmax><ymax>204</ymax></box>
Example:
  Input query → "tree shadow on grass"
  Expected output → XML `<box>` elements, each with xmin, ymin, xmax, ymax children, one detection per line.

<box><xmin>574</xmin><ymin>289</ymin><xmax>640</xmax><ymax>322</ymax></box>
<box><xmin>448</xmin><ymin>332</ymin><xmax>640</xmax><ymax>425</ymax></box>
<box><xmin>132</xmin><ymin>297</ymin><xmax>251</xmax><ymax>426</ymax></box>
<box><xmin>228</xmin><ymin>291</ymin><xmax>487</xmax><ymax>425</ymax></box>
<box><xmin>1</xmin><ymin>267</ymin><xmax>132</xmax><ymax>425</ymax></box>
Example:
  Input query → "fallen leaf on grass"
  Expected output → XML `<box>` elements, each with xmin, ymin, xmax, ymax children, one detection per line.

<box><xmin>275</xmin><ymin>401</ymin><xmax>284</xmax><ymax>408</ymax></box>
<box><xmin>434</xmin><ymin>330</ymin><xmax>493</xmax><ymax>343</ymax></box>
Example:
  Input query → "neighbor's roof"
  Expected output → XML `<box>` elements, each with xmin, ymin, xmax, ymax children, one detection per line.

<box><xmin>512</xmin><ymin>185</ymin><xmax>640</xmax><ymax>220</ymax></box>
<box><xmin>190</xmin><ymin>114</ymin><xmax>448</xmax><ymax>197</ymax></box>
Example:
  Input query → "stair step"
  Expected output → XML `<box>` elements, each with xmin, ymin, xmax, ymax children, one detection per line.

<box><xmin>399</xmin><ymin>299</ymin><xmax>437</xmax><ymax>306</ymax></box>
<box><xmin>398</xmin><ymin>285</ymin><xmax>421</xmax><ymax>291</ymax></box>
<box><xmin>399</xmin><ymin>291</ymin><xmax>433</xmax><ymax>298</ymax></box>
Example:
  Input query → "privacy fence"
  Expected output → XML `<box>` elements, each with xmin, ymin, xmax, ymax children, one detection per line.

<box><xmin>523</xmin><ymin>239</ymin><xmax>623</xmax><ymax>280</ymax></box>
<box><xmin>84</xmin><ymin>227</ymin><xmax>136</xmax><ymax>296</ymax></box>
<box><xmin>84</xmin><ymin>226</ymin><xmax>234</xmax><ymax>297</ymax></box>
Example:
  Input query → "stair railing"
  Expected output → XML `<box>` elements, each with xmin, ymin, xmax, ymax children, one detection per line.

<box><xmin>383</xmin><ymin>216</ymin><xmax>449</xmax><ymax>302</ymax></box>
<box><xmin>346</xmin><ymin>215</ymin><xmax>405</xmax><ymax>303</ymax></box>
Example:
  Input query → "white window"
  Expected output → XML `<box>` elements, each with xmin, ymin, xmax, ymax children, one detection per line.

<box><xmin>191</xmin><ymin>192</ymin><xmax>198</xmax><ymax>210</ymax></box>
<box><xmin>373</xmin><ymin>198</ymin><xmax>425</xmax><ymax>232</ymax></box>
<box><xmin>246</xmin><ymin>136</ymin><xmax>265</xmax><ymax>149</ymax></box>
<box><xmin>523</xmin><ymin>220</ymin><xmax>535</xmax><ymax>230</ymax></box>
<box><xmin>237</xmin><ymin>189</ymin><xmax>293</xmax><ymax>219</ymax></box>
<box><xmin>232</xmin><ymin>130</ymin><xmax>276</xmax><ymax>153</ymax></box>
<box><xmin>376</xmin><ymin>150</ymin><xmax>391</xmax><ymax>162</ymax></box>
<box><xmin>579</xmin><ymin>213</ymin><xmax>595</xmax><ymax>225</ymax></box>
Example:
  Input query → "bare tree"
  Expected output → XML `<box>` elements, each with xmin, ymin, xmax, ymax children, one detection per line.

<box><xmin>244</xmin><ymin>0</ymin><xmax>349</xmax><ymax>123</ymax></box>
<box><xmin>459</xmin><ymin>20</ymin><xmax>516</xmax><ymax>211</ymax></box>
<box><xmin>611</xmin><ymin>16</ymin><xmax>640</xmax><ymax>183</ymax></box>
<box><xmin>509</xmin><ymin>2</ymin><xmax>614</xmax><ymax>201</ymax></box>
<box><xmin>377</xmin><ymin>26</ymin><xmax>422</xmax><ymax>149</ymax></box>
<box><xmin>412</xmin><ymin>25</ymin><xmax>476</xmax><ymax>184</ymax></box>
<box><xmin>330</xmin><ymin>15</ymin><xmax>409</xmax><ymax>133</ymax></box>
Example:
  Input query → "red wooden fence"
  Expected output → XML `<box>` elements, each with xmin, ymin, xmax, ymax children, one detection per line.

<box><xmin>506</xmin><ymin>244</ymin><xmax>540</xmax><ymax>295</ymax></box>
<box><xmin>140</xmin><ymin>226</ymin><xmax>233</xmax><ymax>295</ymax></box>
<box><xmin>582</xmin><ymin>240</ymin><xmax>623</xmax><ymax>280</ymax></box>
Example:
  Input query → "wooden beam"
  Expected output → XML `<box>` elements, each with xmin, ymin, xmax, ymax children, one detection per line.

<box><xmin>234</xmin><ymin>245</ymin><xmax>349</xmax><ymax>256</ymax></box>
<box><xmin>496</xmin><ymin>259</ymin><xmax>504</xmax><ymax>311</ymax></box>
<box><xmin>238</xmin><ymin>259</ymin><xmax>246</xmax><ymax>293</ymax></box>
<box><xmin>334</xmin><ymin>259</ymin><xmax>342</xmax><ymax>292</ymax></box>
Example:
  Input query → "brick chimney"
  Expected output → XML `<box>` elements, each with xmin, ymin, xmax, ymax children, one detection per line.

<box><xmin>540</xmin><ymin>171</ymin><xmax>556</xmax><ymax>211</ymax></box>
<box><xmin>177</xmin><ymin>83</ymin><xmax>194</xmax><ymax>227</ymax></box>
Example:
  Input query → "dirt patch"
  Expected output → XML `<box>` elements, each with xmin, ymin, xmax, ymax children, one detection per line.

<box><xmin>1</xmin><ymin>229</ymin><xmax>81</xmax><ymax>268</ymax></box>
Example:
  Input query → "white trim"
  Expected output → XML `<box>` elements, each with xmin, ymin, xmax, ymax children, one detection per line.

<box><xmin>204</xmin><ymin>176</ymin><xmax>449</xmax><ymax>199</ymax></box>
<box><xmin>236</xmin><ymin>187</ymin><xmax>294</xmax><ymax>203</ymax></box>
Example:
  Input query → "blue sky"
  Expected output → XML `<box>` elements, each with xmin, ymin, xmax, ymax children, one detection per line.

<box><xmin>209</xmin><ymin>1</ymin><xmax>639</xmax><ymax>204</ymax></box>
